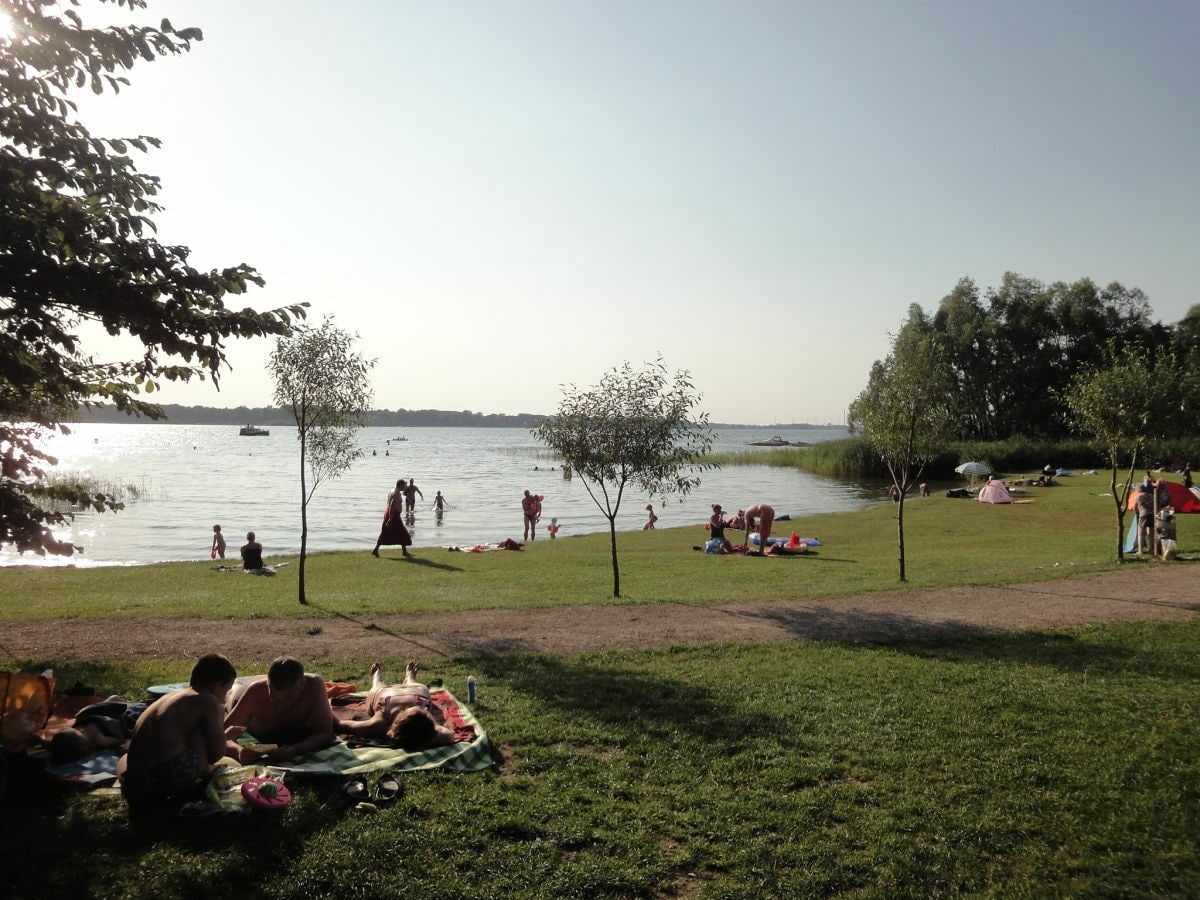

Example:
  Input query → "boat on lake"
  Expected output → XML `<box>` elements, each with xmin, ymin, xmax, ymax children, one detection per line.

<box><xmin>748</xmin><ymin>436</ymin><xmax>812</xmax><ymax>447</ymax></box>
<box><xmin>239</xmin><ymin>425</ymin><xmax>270</xmax><ymax>437</ymax></box>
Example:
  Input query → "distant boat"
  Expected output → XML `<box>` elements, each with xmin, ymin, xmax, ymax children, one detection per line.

<box><xmin>239</xmin><ymin>425</ymin><xmax>270</xmax><ymax>437</ymax></box>
<box><xmin>750</xmin><ymin>435</ymin><xmax>790</xmax><ymax>446</ymax></box>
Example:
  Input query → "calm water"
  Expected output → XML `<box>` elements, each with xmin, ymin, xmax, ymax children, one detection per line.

<box><xmin>3</xmin><ymin>425</ymin><xmax>883</xmax><ymax>568</ymax></box>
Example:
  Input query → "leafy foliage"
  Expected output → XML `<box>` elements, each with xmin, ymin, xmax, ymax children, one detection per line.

<box><xmin>0</xmin><ymin>0</ymin><xmax>306</xmax><ymax>555</ymax></box>
<box><xmin>1062</xmin><ymin>342</ymin><xmax>1193</xmax><ymax>562</ymax></box>
<box><xmin>927</xmin><ymin>273</ymin><xmax>1167</xmax><ymax>440</ymax></box>
<box><xmin>533</xmin><ymin>357</ymin><xmax>714</xmax><ymax>597</ymax></box>
<box><xmin>850</xmin><ymin>309</ymin><xmax>956</xmax><ymax>580</ymax></box>
<box><xmin>270</xmin><ymin>318</ymin><xmax>374</xmax><ymax>603</ymax></box>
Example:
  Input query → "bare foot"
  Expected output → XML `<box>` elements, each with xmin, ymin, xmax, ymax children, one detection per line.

<box><xmin>405</xmin><ymin>660</ymin><xmax>419</xmax><ymax>681</ymax></box>
<box><xmin>370</xmin><ymin>662</ymin><xmax>382</xmax><ymax>676</ymax></box>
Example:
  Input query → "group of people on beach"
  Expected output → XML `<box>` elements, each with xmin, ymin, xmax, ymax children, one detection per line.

<box><xmin>371</xmin><ymin>478</ymin><xmax>449</xmax><ymax>557</ymax></box>
<box><xmin>210</xmin><ymin>525</ymin><xmax>274</xmax><ymax>574</ymax></box>
<box><xmin>705</xmin><ymin>502</ymin><xmax>788</xmax><ymax>555</ymax></box>
<box><xmin>110</xmin><ymin>654</ymin><xmax>452</xmax><ymax>812</ymax></box>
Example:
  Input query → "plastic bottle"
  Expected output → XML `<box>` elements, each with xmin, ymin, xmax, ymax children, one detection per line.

<box><xmin>467</xmin><ymin>675</ymin><xmax>476</xmax><ymax>703</ymax></box>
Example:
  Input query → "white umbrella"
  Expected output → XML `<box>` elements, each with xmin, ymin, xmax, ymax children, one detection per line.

<box><xmin>955</xmin><ymin>461</ymin><xmax>991</xmax><ymax>477</ymax></box>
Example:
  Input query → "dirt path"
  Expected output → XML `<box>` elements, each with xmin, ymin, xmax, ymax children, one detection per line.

<box><xmin>4</xmin><ymin>565</ymin><xmax>1197</xmax><ymax>665</ymax></box>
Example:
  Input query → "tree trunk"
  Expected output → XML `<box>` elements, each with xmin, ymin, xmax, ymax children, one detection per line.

<box><xmin>298</xmin><ymin>430</ymin><xmax>308</xmax><ymax>605</ymax></box>
<box><xmin>896</xmin><ymin>495</ymin><xmax>907</xmax><ymax>582</ymax></box>
<box><xmin>609</xmin><ymin>519</ymin><xmax>621</xmax><ymax>598</ymax></box>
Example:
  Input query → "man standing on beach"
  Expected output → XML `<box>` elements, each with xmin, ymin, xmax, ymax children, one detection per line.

<box><xmin>522</xmin><ymin>490</ymin><xmax>538</xmax><ymax>540</ymax></box>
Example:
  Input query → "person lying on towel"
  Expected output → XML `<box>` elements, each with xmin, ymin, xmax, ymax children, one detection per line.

<box><xmin>334</xmin><ymin>661</ymin><xmax>455</xmax><ymax>751</ymax></box>
<box><xmin>224</xmin><ymin>656</ymin><xmax>336</xmax><ymax>764</ymax></box>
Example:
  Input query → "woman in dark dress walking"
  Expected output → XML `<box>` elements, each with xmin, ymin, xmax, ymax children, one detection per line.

<box><xmin>372</xmin><ymin>479</ymin><xmax>413</xmax><ymax>558</ymax></box>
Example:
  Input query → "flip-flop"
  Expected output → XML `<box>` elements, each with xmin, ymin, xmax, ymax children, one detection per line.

<box><xmin>376</xmin><ymin>771</ymin><xmax>404</xmax><ymax>803</ymax></box>
<box><xmin>342</xmin><ymin>776</ymin><xmax>369</xmax><ymax>804</ymax></box>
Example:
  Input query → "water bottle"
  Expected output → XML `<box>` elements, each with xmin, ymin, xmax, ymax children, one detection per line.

<box><xmin>467</xmin><ymin>675</ymin><xmax>476</xmax><ymax>703</ymax></box>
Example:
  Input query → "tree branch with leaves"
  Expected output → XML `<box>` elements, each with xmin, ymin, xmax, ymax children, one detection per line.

<box><xmin>849</xmin><ymin>310</ymin><xmax>956</xmax><ymax>581</ymax></box>
<box><xmin>533</xmin><ymin>357</ymin><xmax>715</xmax><ymax>598</ymax></box>
<box><xmin>1</xmin><ymin>0</ymin><xmax>307</xmax><ymax>555</ymax></box>
<box><xmin>270</xmin><ymin>318</ymin><xmax>375</xmax><ymax>604</ymax></box>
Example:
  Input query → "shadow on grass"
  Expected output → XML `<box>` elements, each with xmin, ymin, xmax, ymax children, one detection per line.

<box><xmin>738</xmin><ymin>604</ymin><xmax>1200</xmax><ymax>680</ymax></box>
<box><xmin>377</xmin><ymin>554</ymin><xmax>462</xmax><ymax>572</ymax></box>
<box><xmin>305</xmin><ymin>602</ymin><xmax>452</xmax><ymax>659</ymax></box>
<box><xmin>474</xmin><ymin>653</ymin><xmax>796</xmax><ymax>750</ymax></box>
<box><xmin>1</xmin><ymin>775</ymin><xmax>347</xmax><ymax>900</ymax></box>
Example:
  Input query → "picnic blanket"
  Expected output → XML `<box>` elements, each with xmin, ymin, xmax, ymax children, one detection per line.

<box><xmin>39</xmin><ymin>688</ymin><xmax>496</xmax><ymax>785</ymax></box>
<box><xmin>36</xmin><ymin>695</ymin><xmax>123</xmax><ymax>785</ymax></box>
<box><xmin>261</xmin><ymin>688</ymin><xmax>495</xmax><ymax>777</ymax></box>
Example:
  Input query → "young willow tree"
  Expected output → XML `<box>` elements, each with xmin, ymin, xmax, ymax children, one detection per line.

<box><xmin>1063</xmin><ymin>343</ymin><xmax>1189</xmax><ymax>563</ymax></box>
<box><xmin>533</xmin><ymin>358</ymin><xmax>715</xmax><ymax>598</ymax></box>
<box><xmin>1</xmin><ymin>1</ymin><xmax>306</xmax><ymax>556</ymax></box>
<box><xmin>849</xmin><ymin>311</ymin><xmax>956</xmax><ymax>581</ymax></box>
<box><xmin>270</xmin><ymin>319</ymin><xmax>374</xmax><ymax>604</ymax></box>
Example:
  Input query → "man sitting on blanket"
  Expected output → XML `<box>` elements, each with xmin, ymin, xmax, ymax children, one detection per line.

<box><xmin>224</xmin><ymin>656</ymin><xmax>336</xmax><ymax>763</ymax></box>
<box><xmin>334</xmin><ymin>661</ymin><xmax>455</xmax><ymax>751</ymax></box>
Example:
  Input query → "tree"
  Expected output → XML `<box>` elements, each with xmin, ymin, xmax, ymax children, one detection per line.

<box><xmin>1062</xmin><ymin>343</ymin><xmax>1189</xmax><ymax>563</ymax></box>
<box><xmin>924</xmin><ymin>273</ymin><xmax>1165</xmax><ymax>441</ymax></box>
<box><xmin>270</xmin><ymin>319</ymin><xmax>374</xmax><ymax>604</ymax></box>
<box><xmin>533</xmin><ymin>357</ymin><xmax>715</xmax><ymax>598</ymax></box>
<box><xmin>1</xmin><ymin>0</ymin><xmax>306</xmax><ymax>556</ymax></box>
<box><xmin>849</xmin><ymin>311</ymin><xmax>956</xmax><ymax>581</ymax></box>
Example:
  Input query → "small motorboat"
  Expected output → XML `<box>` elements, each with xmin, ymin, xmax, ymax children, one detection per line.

<box><xmin>749</xmin><ymin>435</ymin><xmax>790</xmax><ymax>446</ymax></box>
<box><xmin>239</xmin><ymin>425</ymin><xmax>270</xmax><ymax>437</ymax></box>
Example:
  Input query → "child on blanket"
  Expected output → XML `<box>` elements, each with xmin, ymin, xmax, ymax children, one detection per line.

<box><xmin>117</xmin><ymin>654</ymin><xmax>238</xmax><ymax>812</ymax></box>
<box><xmin>335</xmin><ymin>661</ymin><xmax>455</xmax><ymax>751</ymax></box>
<box><xmin>45</xmin><ymin>697</ymin><xmax>143</xmax><ymax>761</ymax></box>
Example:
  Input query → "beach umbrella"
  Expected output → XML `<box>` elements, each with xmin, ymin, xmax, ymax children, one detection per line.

<box><xmin>954</xmin><ymin>461</ymin><xmax>991</xmax><ymax>478</ymax></box>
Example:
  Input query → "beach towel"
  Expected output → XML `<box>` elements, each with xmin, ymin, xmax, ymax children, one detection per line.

<box><xmin>41</xmin><ymin>688</ymin><xmax>495</xmax><ymax>786</ymax></box>
<box><xmin>260</xmin><ymin>688</ymin><xmax>496</xmax><ymax>777</ymax></box>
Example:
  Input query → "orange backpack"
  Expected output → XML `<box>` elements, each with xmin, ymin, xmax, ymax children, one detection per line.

<box><xmin>1</xmin><ymin>671</ymin><xmax>56</xmax><ymax>751</ymax></box>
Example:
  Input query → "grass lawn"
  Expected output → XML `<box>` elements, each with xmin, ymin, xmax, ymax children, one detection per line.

<box><xmin>3</xmin><ymin>473</ymin><xmax>1199</xmax><ymax>898</ymax></box>
<box><xmin>1</xmin><ymin>472</ymin><xmax>1193</xmax><ymax>621</ymax></box>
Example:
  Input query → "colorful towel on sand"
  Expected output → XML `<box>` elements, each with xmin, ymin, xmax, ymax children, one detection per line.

<box><xmin>260</xmin><ymin>688</ymin><xmax>496</xmax><ymax>777</ymax></box>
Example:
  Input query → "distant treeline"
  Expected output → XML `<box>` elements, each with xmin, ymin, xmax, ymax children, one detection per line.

<box><xmin>75</xmin><ymin>404</ymin><xmax>543</xmax><ymax>428</ymax></box>
<box><xmin>73</xmin><ymin>404</ymin><xmax>839</xmax><ymax>430</ymax></box>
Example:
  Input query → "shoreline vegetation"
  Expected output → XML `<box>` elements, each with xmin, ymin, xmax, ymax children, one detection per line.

<box><xmin>5</xmin><ymin>467</ymin><xmax>1199</xmax><ymax>897</ymax></box>
<box><xmin>73</xmin><ymin>403</ymin><xmax>845</xmax><ymax>430</ymax></box>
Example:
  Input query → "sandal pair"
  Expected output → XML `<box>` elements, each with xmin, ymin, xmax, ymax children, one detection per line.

<box><xmin>376</xmin><ymin>770</ymin><xmax>404</xmax><ymax>803</ymax></box>
<box><xmin>343</xmin><ymin>771</ymin><xmax>403</xmax><ymax>805</ymax></box>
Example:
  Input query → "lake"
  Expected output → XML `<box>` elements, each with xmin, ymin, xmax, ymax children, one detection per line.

<box><xmin>3</xmin><ymin>424</ymin><xmax>884</xmax><ymax>568</ymax></box>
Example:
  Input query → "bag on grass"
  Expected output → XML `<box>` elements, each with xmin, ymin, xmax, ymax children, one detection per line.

<box><xmin>1</xmin><ymin>671</ymin><xmax>56</xmax><ymax>750</ymax></box>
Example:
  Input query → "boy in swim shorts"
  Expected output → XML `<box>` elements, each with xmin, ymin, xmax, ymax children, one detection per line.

<box><xmin>117</xmin><ymin>654</ymin><xmax>238</xmax><ymax>812</ymax></box>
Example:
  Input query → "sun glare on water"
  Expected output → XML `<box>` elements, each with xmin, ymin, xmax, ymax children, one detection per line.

<box><xmin>0</xmin><ymin>13</ymin><xmax>13</xmax><ymax>41</ymax></box>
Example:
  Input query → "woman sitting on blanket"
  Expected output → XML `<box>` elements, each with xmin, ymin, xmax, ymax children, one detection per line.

<box><xmin>334</xmin><ymin>661</ymin><xmax>455</xmax><ymax>751</ymax></box>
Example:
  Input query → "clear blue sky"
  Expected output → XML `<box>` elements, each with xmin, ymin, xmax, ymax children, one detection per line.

<box><xmin>58</xmin><ymin>0</ymin><xmax>1200</xmax><ymax>424</ymax></box>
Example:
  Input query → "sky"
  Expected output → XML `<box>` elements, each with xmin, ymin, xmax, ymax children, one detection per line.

<box><xmin>38</xmin><ymin>0</ymin><xmax>1200</xmax><ymax>424</ymax></box>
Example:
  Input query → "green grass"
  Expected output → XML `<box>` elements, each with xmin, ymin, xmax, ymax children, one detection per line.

<box><xmin>6</xmin><ymin>624</ymin><xmax>1200</xmax><ymax>898</ymax></box>
<box><xmin>2</xmin><ymin>472</ymin><xmax>1191</xmax><ymax>621</ymax></box>
<box><xmin>4</xmin><ymin>473</ymin><xmax>1199</xmax><ymax>898</ymax></box>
